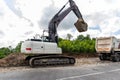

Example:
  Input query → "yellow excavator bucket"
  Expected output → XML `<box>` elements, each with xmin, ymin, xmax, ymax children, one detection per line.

<box><xmin>74</xmin><ymin>19</ymin><xmax>88</xmax><ymax>32</ymax></box>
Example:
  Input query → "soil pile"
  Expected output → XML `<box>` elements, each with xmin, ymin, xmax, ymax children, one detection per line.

<box><xmin>0</xmin><ymin>53</ymin><xmax>26</xmax><ymax>67</ymax></box>
<box><xmin>0</xmin><ymin>53</ymin><xmax>98</xmax><ymax>67</ymax></box>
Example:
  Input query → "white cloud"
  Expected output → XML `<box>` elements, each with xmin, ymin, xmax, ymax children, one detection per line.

<box><xmin>85</xmin><ymin>8</ymin><xmax>120</xmax><ymax>38</ymax></box>
<box><xmin>15</xmin><ymin>0</ymin><xmax>52</xmax><ymax>21</ymax></box>
<box><xmin>1</xmin><ymin>0</ymin><xmax>120</xmax><ymax>48</ymax></box>
<box><xmin>0</xmin><ymin>0</ymin><xmax>36</xmax><ymax>47</ymax></box>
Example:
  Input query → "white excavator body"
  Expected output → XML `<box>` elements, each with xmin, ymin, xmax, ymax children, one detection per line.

<box><xmin>21</xmin><ymin>40</ymin><xmax>62</xmax><ymax>55</ymax></box>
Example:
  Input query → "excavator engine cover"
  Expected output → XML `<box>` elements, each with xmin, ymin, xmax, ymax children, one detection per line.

<box><xmin>74</xmin><ymin>19</ymin><xmax>88</xmax><ymax>32</ymax></box>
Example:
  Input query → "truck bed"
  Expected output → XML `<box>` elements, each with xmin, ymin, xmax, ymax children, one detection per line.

<box><xmin>96</xmin><ymin>37</ymin><xmax>112</xmax><ymax>53</ymax></box>
<box><xmin>96</xmin><ymin>36</ymin><xmax>120</xmax><ymax>53</ymax></box>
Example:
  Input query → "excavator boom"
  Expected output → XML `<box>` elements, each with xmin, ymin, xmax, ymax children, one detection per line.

<box><xmin>48</xmin><ymin>0</ymin><xmax>87</xmax><ymax>43</ymax></box>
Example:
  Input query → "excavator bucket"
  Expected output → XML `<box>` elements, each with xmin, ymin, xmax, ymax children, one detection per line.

<box><xmin>74</xmin><ymin>19</ymin><xmax>88</xmax><ymax>32</ymax></box>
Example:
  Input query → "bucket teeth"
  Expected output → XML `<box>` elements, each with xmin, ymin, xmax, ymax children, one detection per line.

<box><xmin>74</xmin><ymin>19</ymin><xmax>88</xmax><ymax>32</ymax></box>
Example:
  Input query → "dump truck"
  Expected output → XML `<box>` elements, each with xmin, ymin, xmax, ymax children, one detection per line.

<box><xmin>95</xmin><ymin>36</ymin><xmax>120</xmax><ymax>62</ymax></box>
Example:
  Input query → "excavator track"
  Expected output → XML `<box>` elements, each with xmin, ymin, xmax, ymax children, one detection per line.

<box><xmin>28</xmin><ymin>55</ymin><xmax>75</xmax><ymax>67</ymax></box>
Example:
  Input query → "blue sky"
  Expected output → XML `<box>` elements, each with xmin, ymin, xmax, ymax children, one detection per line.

<box><xmin>0</xmin><ymin>0</ymin><xmax>120</xmax><ymax>47</ymax></box>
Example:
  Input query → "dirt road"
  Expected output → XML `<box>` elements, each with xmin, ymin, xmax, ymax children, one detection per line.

<box><xmin>0</xmin><ymin>58</ymin><xmax>119</xmax><ymax>80</ymax></box>
<box><xmin>0</xmin><ymin>58</ymin><xmax>111</xmax><ymax>73</ymax></box>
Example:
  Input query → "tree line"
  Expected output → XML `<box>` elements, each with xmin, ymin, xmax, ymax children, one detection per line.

<box><xmin>0</xmin><ymin>42</ymin><xmax>22</xmax><ymax>59</ymax></box>
<box><xmin>59</xmin><ymin>34</ymin><xmax>96</xmax><ymax>54</ymax></box>
<box><xmin>0</xmin><ymin>34</ymin><xmax>96</xmax><ymax>59</ymax></box>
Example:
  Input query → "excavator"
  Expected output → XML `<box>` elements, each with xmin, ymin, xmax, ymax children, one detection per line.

<box><xmin>21</xmin><ymin>0</ymin><xmax>88</xmax><ymax>67</ymax></box>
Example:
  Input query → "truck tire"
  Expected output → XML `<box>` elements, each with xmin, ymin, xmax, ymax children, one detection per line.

<box><xmin>99</xmin><ymin>54</ymin><xmax>106</xmax><ymax>61</ymax></box>
<box><xmin>99</xmin><ymin>55</ymin><xmax>104</xmax><ymax>61</ymax></box>
<box><xmin>111</xmin><ymin>53</ymin><xmax>120</xmax><ymax>62</ymax></box>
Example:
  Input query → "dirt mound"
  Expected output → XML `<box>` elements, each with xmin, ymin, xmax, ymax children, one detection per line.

<box><xmin>0</xmin><ymin>53</ymin><xmax>26</xmax><ymax>67</ymax></box>
<box><xmin>0</xmin><ymin>53</ymin><xmax>98</xmax><ymax>67</ymax></box>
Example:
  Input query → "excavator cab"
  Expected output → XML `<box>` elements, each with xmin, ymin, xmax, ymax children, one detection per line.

<box><xmin>74</xmin><ymin>18</ymin><xmax>88</xmax><ymax>32</ymax></box>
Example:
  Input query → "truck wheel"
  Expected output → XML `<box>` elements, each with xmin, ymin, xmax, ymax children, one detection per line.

<box><xmin>99</xmin><ymin>54</ymin><xmax>106</xmax><ymax>61</ymax></box>
<box><xmin>111</xmin><ymin>53</ymin><xmax>120</xmax><ymax>62</ymax></box>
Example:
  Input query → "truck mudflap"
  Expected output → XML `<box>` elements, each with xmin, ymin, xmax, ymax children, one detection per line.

<box><xmin>28</xmin><ymin>55</ymin><xmax>75</xmax><ymax>67</ymax></box>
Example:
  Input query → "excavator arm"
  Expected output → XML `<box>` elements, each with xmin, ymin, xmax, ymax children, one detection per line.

<box><xmin>48</xmin><ymin>0</ymin><xmax>87</xmax><ymax>43</ymax></box>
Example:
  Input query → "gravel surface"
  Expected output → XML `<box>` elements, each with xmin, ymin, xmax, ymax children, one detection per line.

<box><xmin>0</xmin><ymin>67</ymin><xmax>31</xmax><ymax>73</ymax></box>
<box><xmin>0</xmin><ymin>58</ymin><xmax>111</xmax><ymax>73</ymax></box>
